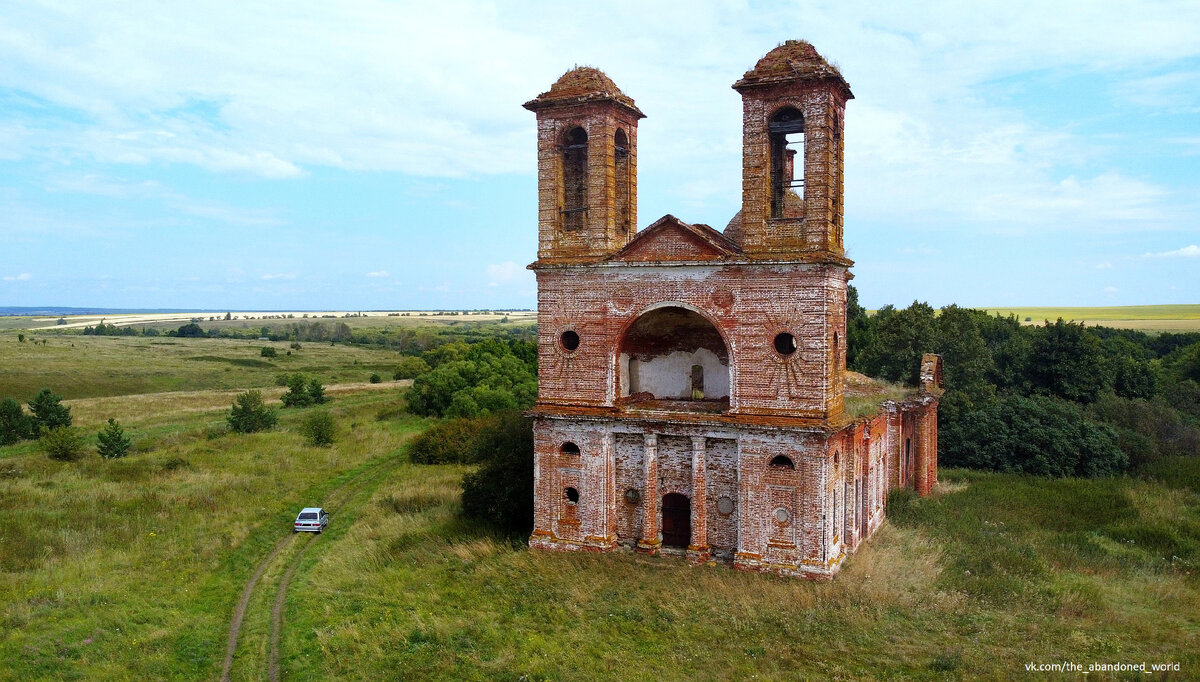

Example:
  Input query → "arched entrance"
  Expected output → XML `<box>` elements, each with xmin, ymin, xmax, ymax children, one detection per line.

<box><xmin>661</xmin><ymin>493</ymin><xmax>691</xmax><ymax>548</ymax></box>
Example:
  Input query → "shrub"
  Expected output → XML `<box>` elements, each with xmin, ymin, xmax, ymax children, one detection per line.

<box><xmin>96</xmin><ymin>418</ymin><xmax>132</xmax><ymax>459</ymax></box>
<box><xmin>261</xmin><ymin>347</ymin><xmax>277</xmax><ymax>358</ymax></box>
<box><xmin>28</xmin><ymin>388</ymin><xmax>71</xmax><ymax>431</ymax></box>
<box><xmin>393</xmin><ymin>356</ymin><xmax>431</xmax><ymax>380</ymax></box>
<box><xmin>176</xmin><ymin>322</ymin><xmax>204</xmax><ymax>337</ymax></box>
<box><xmin>41</xmin><ymin>426</ymin><xmax>86</xmax><ymax>461</ymax></box>
<box><xmin>0</xmin><ymin>397</ymin><xmax>32</xmax><ymax>445</ymax></box>
<box><xmin>369</xmin><ymin>373</ymin><xmax>382</xmax><ymax>384</ymax></box>
<box><xmin>300</xmin><ymin>411</ymin><xmax>337</xmax><ymax>446</ymax></box>
<box><xmin>460</xmin><ymin>410</ymin><xmax>534</xmax><ymax>535</ymax></box>
<box><xmin>290</xmin><ymin>342</ymin><xmax>302</xmax><ymax>350</ymax></box>
<box><xmin>409</xmin><ymin>415</ymin><xmax>499</xmax><ymax>465</ymax></box>
<box><xmin>227</xmin><ymin>390</ymin><xmax>278</xmax><ymax>433</ymax></box>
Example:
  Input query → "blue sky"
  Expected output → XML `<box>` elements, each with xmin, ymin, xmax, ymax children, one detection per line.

<box><xmin>1</xmin><ymin>1</ymin><xmax>1198</xmax><ymax>310</ymax></box>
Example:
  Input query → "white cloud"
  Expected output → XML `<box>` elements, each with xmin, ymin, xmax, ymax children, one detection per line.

<box><xmin>3</xmin><ymin>273</ymin><xmax>32</xmax><ymax>281</ymax></box>
<box><xmin>366</xmin><ymin>270</ymin><xmax>390</xmax><ymax>278</ymax></box>
<box><xmin>486</xmin><ymin>261</ymin><xmax>525</xmax><ymax>287</ymax></box>
<box><xmin>260</xmin><ymin>273</ymin><xmax>296</xmax><ymax>280</ymax></box>
<box><xmin>1096</xmin><ymin>262</ymin><xmax>1112</xmax><ymax>270</ymax></box>
<box><xmin>1103</xmin><ymin>286</ymin><xmax>1119</xmax><ymax>293</ymax></box>
<box><xmin>1144</xmin><ymin>244</ymin><xmax>1200</xmax><ymax>258</ymax></box>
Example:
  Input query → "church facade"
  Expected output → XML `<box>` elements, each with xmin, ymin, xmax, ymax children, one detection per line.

<box><xmin>525</xmin><ymin>41</ymin><xmax>939</xmax><ymax>579</ymax></box>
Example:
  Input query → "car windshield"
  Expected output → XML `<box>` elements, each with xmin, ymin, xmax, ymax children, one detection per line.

<box><xmin>298</xmin><ymin>512</ymin><xmax>318</xmax><ymax>520</ymax></box>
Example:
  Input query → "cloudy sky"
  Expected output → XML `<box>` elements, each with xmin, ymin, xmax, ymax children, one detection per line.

<box><xmin>2</xmin><ymin>0</ymin><xmax>1198</xmax><ymax>310</ymax></box>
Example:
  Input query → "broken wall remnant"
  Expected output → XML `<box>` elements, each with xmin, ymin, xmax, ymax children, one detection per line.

<box><xmin>526</xmin><ymin>42</ymin><xmax>939</xmax><ymax>580</ymax></box>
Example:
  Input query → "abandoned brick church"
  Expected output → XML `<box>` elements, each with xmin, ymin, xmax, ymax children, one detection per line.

<box><xmin>525</xmin><ymin>41</ymin><xmax>940</xmax><ymax>579</ymax></box>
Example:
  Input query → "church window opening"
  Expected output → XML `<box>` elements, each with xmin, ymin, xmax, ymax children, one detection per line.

<box><xmin>562</xmin><ymin>127</ymin><xmax>588</xmax><ymax>231</ymax></box>
<box><xmin>615</xmin><ymin>128</ymin><xmax>631</xmax><ymax>233</ymax></box>
<box><xmin>769</xmin><ymin>107</ymin><xmax>804</xmax><ymax>219</ymax></box>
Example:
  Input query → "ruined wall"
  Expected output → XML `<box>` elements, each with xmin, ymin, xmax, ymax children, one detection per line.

<box><xmin>536</xmin><ymin>263</ymin><xmax>848</xmax><ymax>421</ymax></box>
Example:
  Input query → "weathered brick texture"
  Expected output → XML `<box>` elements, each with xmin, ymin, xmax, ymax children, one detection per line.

<box><xmin>527</xmin><ymin>43</ymin><xmax>938</xmax><ymax>579</ymax></box>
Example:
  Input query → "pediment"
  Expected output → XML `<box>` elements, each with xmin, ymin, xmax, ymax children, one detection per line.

<box><xmin>610</xmin><ymin>215</ymin><xmax>742</xmax><ymax>263</ymax></box>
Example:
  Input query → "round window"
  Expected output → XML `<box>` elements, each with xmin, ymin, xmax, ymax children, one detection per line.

<box><xmin>624</xmin><ymin>488</ymin><xmax>641</xmax><ymax>504</ymax></box>
<box><xmin>773</xmin><ymin>332</ymin><xmax>797</xmax><ymax>356</ymax></box>
<box><xmin>560</xmin><ymin>330</ymin><xmax>580</xmax><ymax>351</ymax></box>
<box><xmin>773</xmin><ymin>507</ymin><xmax>791</xmax><ymax>524</ymax></box>
<box><xmin>716</xmin><ymin>496</ymin><xmax>735</xmax><ymax>516</ymax></box>
<box><xmin>565</xmin><ymin>487</ymin><xmax>580</xmax><ymax>504</ymax></box>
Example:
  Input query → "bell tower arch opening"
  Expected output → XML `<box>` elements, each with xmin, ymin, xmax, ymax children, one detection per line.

<box><xmin>561</xmin><ymin>126</ymin><xmax>588</xmax><ymax>232</ymax></box>
<box><xmin>618</xmin><ymin>305</ymin><xmax>730</xmax><ymax>412</ymax></box>
<box><xmin>769</xmin><ymin>106</ymin><xmax>804</xmax><ymax>220</ymax></box>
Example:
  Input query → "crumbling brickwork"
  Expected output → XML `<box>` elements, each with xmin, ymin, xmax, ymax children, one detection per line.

<box><xmin>527</xmin><ymin>42</ymin><xmax>939</xmax><ymax>579</ymax></box>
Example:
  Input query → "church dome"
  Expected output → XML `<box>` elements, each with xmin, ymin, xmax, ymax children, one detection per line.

<box><xmin>733</xmin><ymin>40</ymin><xmax>851</xmax><ymax>95</ymax></box>
<box><xmin>524</xmin><ymin>66</ymin><xmax>644</xmax><ymax>116</ymax></box>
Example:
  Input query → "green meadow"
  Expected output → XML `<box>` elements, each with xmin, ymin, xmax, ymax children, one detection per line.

<box><xmin>1</xmin><ymin>328</ymin><xmax>1198</xmax><ymax>679</ymax></box>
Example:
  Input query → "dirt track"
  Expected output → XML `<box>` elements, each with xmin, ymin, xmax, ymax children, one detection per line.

<box><xmin>220</xmin><ymin>445</ymin><xmax>412</xmax><ymax>681</ymax></box>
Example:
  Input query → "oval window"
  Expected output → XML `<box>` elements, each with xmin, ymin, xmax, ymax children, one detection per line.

<box><xmin>773</xmin><ymin>507</ymin><xmax>791</xmax><ymax>524</ymax></box>
<box><xmin>624</xmin><ymin>488</ymin><xmax>641</xmax><ymax>504</ymax></box>
<box><xmin>565</xmin><ymin>487</ymin><xmax>580</xmax><ymax>504</ymax></box>
<box><xmin>716</xmin><ymin>496</ymin><xmax>735</xmax><ymax>516</ymax></box>
<box><xmin>560</xmin><ymin>330</ymin><xmax>580</xmax><ymax>351</ymax></box>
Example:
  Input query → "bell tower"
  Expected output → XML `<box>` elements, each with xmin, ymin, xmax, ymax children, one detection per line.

<box><xmin>732</xmin><ymin>41</ymin><xmax>852</xmax><ymax>258</ymax></box>
<box><xmin>524</xmin><ymin>67</ymin><xmax>645</xmax><ymax>262</ymax></box>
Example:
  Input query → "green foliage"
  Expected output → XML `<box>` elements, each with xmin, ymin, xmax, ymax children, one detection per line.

<box><xmin>227</xmin><ymin>390</ymin><xmax>278</xmax><ymax>433</ymax></box>
<box><xmin>290</xmin><ymin>342</ymin><xmax>302</xmax><ymax>350</ymax></box>
<box><xmin>409</xmin><ymin>415</ymin><xmax>499</xmax><ymax>465</ymax></box>
<box><xmin>17</xmin><ymin>333</ymin><xmax>25</xmax><ymax>343</ymax></box>
<box><xmin>460</xmin><ymin>410</ymin><xmax>535</xmax><ymax>535</ymax></box>
<box><xmin>0</xmin><ymin>397</ymin><xmax>33</xmax><ymax>445</ymax></box>
<box><xmin>299</xmin><ymin>411</ymin><xmax>337</xmax><ymax>447</ymax></box>
<box><xmin>96</xmin><ymin>418</ymin><xmax>132</xmax><ymax>459</ymax></box>
<box><xmin>393</xmin><ymin>355</ymin><xmax>431</xmax><ymax>380</ymax></box>
<box><xmin>281</xmin><ymin>374</ymin><xmax>328</xmax><ymax>407</ymax></box>
<box><xmin>41</xmin><ymin>426</ymin><xmax>86</xmax><ymax>461</ymax></box>
<box><xmin>855</xmin><ymin>302</ymin><xmax>937</xmax><ymax>385</ymax></box>
<box><xmin>369</xmin><ymin>373</ymin><xmax>382</xmax><ymax>384</ymax></box>
<box><xmin>1087</xmin><ymin>393</ymin><xmax>1200</xmax><ymax>465</ymax></box>
<box><xmin>28</xmin><ymin>388</ymin><xmax>71</xmax><ymax>431</ymax></box>
<box><xmin>1028</xmin><ymin>319</ymin><xmax>1108</xmax><ymax>403</ymax></box>
<box><xmin>260</xmin><ymin>347</ymin><xmax>277</xmax><ymax>358</ymax></box>
<box><xmin>939</xmin><ymin>393</ymin><xmax>1126</xmax><ymax>477</ymax></box>
<box><xmin>175</xmin><ymin>322</ymin><xmax>205</xmax><ymax>338</ymax></box>
<box><xmin>407</xmin><ymin>339</ymin><xmax>537</xmax><ymax>418</ymax></box>
<box><xmin>845</xmin><ymin>285</ymin><xmax>873</xmax><ymax>369</ymax></box>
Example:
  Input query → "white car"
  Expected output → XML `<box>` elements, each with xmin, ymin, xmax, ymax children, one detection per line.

<box><xmin>293</xmin><ymin>507</ymin><xmax>328</xmax><ymax>534</ymax></box>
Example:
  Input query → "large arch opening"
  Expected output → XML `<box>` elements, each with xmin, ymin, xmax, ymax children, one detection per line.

<box><xmin>618</xmin><ymin>305</ymin><xmax>730</xmax><ymax>412</ymax></box>
<box><xmin>769</xmin><ymin>106</ymin><xmax>805</xmax><ymax>220</ymax></box>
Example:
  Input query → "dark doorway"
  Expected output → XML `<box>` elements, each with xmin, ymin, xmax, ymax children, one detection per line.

<box><xmin>661</xmin><ymin>493</ymin><xmax>691</xmax><ymax>548</ymax></box>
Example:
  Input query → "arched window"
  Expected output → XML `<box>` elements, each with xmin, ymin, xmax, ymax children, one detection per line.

<box><xmin>770</xmin><ymin>455</ymin><xmax>795</xmax><ymax>469</ymax></box>
<box><xmin>614</xmin><ymin>128</ymin><xmax>631</xmax><ymax>233</ymax></box>
<box><xmin>562</xmin><ymin>127</ymin><xmax>588</xmax><ymax>231</ymax></box>
<box><xmin>768</xmin><ymin>107</ymin><xmax>804</xmax><ymax>219</ymax></box>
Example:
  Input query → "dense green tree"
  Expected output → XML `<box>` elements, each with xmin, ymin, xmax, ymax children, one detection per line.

<box><xmin>939</xmin><ymin>393</ymin><xmax>1126</xmax><ymax>477</ymax></box>
<box><xmin>0</xmin><ymin>397</ymin><xmax>32</xmax><ymax>445</ymax></box>
<box><xmin>28</xmin><ymin>388</ymin><xmax>71</xmax><ymax>432</ymax></box>
<box><xmin>96</xmin><ymin>418</ymin><xmax>132</xmax><ymax>459</ymax></box>
<box><xmin>307</xmin><ymin>377</ymin><xmax>328</xmax><ymax>405</ymax></box>
<box><xmin>176</xmin><ymin>322</ymin><xmax>205</xmax><ymax>337</ymax></box>
<box><xmin>845</xmin><ymin>285</ymin><xmax>873</xmax><ymax>370</ymax></box>
<box><xmin>856</xmin><ymin>302</ymin><xmax>937</xmax><ymax>385</ymax></box>
<box><xmin>1027</xmin><ymin>319</ymin><xmax>1109</xmax><ymax>403</ymax></box>
<box><xmin>227</xmin><ymin>390</ymin><xmax>278</xmax><ymax>433</ymax></box>
<box><xmin>460</xmin><ymin>410</ymin><xmax>535</xmax><ymax>535</ymax></box>
<box><xmin>393</xmin><ymin>356</ymin><xmax>431</xmax><ymax>380</ymax></box>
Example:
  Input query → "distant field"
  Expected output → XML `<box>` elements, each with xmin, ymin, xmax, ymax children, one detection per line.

<box><xmin>0</xmin><ymin>309</ymin><xmax>536</xmax><ymax>332</ymax></box>
<box><xmin>981</xmin><ymin>304</ymin><xmax>1200</xmax><ymax>331</ymax></box>
<box><xmin>0</xmin><ymin>334</ymin><xmax>403</xmax><ymax>400</ymax></box>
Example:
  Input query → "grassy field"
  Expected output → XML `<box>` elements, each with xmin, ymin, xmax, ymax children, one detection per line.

<box><xmin>981</xmin><ymin>304</ymin><xmax>1200</xmax><ymax>331</ymax></box>
<box><xmin>2</xmin><ymin>329</ymin><xmax>1198</xmax><ymax>679</ymax></box>
<box><xmin>0</xmin><ymin>334</ymin><xmax>404</xmax><ymax>401</ymax></box>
